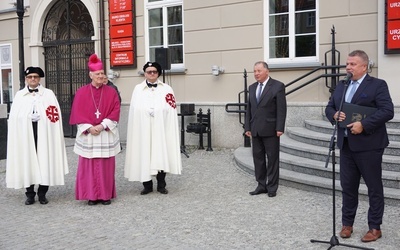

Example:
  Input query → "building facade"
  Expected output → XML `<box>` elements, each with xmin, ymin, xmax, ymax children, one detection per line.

<box><xmin>0</xmin><ymin>0</ymin><xmax>399</xmax><ymax>148</ymax></box>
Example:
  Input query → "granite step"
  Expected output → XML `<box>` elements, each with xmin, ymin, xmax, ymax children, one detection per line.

<box><xmin>304</xmin><ymin>119</ymin><xmax>400</xmax><ymax>142</ymax></box>
<box><xmin>280</xmin><ymin>152</ymin><xmax>400</xmax><ymax>189</ymax></box>
<box><xmin>280</xmin><ymin>134</ymin><xmax>400</xmax><ymax>172</ymax></box>
<box><xmin>286</xmin><ymin>126</ymin><xmax>400</xmax><ymax>156</ymax></box>
<box><xmin>234</xmin><ymin>147</ymin><xmax>400</xmax><ymax>206</ymax></box>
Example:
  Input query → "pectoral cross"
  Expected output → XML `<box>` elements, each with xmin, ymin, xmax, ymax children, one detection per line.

<box><xmin>95</xmin><ymin>109</ymin><xmax>101</xmax><ymax>119</ymax></box>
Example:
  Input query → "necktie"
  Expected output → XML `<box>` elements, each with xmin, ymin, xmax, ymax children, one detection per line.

<box><xmin>29</xmin><ymin>88</ymin><xmax>38</xmax><ymax>93</ymax></box>
<box><xmin>256</xmin><ymin>83</ymin><xmax>263</xmax><ymax>103</ymax></box>
<box><xmin>346</xmin><ymin>81</ymin><xmax>357</xmax><ymax>102</ymax></box>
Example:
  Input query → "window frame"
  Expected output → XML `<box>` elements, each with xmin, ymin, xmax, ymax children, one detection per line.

<box><xmin>145</xmin><ymin>0</ymin><xmax>184</xmax><ymax>71</ymax></box>
<box><xmin>264</xmin><ymin>0</ymin><xmax>319</xmax><ymax>66</ymax></box>
<box><xmin>0</xmin><ymin>44</ymin><xmax>13</xmax><ymax>106</ymax></box>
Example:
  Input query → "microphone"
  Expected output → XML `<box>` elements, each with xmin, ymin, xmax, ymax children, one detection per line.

<box><xmin>343</xmin><ymin>72</ymin><xmax>353</xmax><ymax>84</ymax></box>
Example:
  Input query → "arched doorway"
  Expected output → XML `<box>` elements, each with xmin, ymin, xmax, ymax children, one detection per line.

<box><xmin>42</xmin><ymin>0</ymin><xmax>94</xmax><ymax>137</ymax></box>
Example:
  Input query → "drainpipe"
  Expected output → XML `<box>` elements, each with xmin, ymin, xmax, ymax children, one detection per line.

<box><xmin>99</xmin><ymin>0</ymin><xmax>107</xmax><ymax>73</ymax></box>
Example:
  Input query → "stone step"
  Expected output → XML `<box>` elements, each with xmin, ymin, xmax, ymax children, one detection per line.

<box><xmin>234</xmin><ymin>147</ymin><xmax>400</xmax><ymax>206</ymax></box>
<box><xmin>383</xmin><ymin>116</ymin><xmax>400</xmax><ymax>129</ymax></box>
<box><xmin>280</xmin><ymin>135</ymin><xmax>400</xmax><ymax>172</ymax></box>
<box><xmin>304</xmin><ymin>119</ymin><xmax>400</xmax><ymax>142</ymax></box>
<box><xmin>286</xmin><ymin>126</ymin><xmax>400</xmax><ymax>156</ymax></box>
<box><xmin>319</xmin><ymin>115</ymin><xmax>400</xmax><ymax>129</ymax></box>
<box><xmin>280</xmin><ymin>152</ymin><xmax>400</xmax><ymax>189</ymax></box>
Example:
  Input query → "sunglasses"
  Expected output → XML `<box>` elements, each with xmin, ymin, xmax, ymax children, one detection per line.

<box><xmin>145</xmin><ymin>70</ymin><xmax>158</xmax><ymax>75</ymax></box>
<box><xmin>26</xmin><ymin>75</ymin><xmax>40</xmax><ymax>79</ymax></box>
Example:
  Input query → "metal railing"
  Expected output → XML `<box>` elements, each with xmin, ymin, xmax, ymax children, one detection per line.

<box><xmin>225</xmin><ymin>64</ymin><xmax>346</xmax><ymax>147</ymax></box>
<box><xmin>226</xmin><ymin>26</ymin><xmax>346</xmax><ymax>147</ymax></box>
<box><xmin>285</xmin><ymin>65</ymin><xmax>346</xmax><ymax>95</ymax></box>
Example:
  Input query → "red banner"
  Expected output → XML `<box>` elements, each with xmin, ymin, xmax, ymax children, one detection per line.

<box><xmin>385</xmin><ymin>0</ymin><xmax>400</xmax><ymax>53</ymax></box>
<box><xmin>111</xmin><ymin>51</ymin><xmax>135</xmax><ymax>66</ymax></box>
<box><xmin>387</xmin><ymin>20</ymin><xmax>400</xmax><ymax>49</ymax></box>
<box><xmin>109</xmin><ymin>0</ymin><xmax>136</xmax><ymax>67</ymax></box>
<box><xmin>110</xmin><ymin>0</ymin><xmax>132</xmax><ymax>13</ymax></box>
<box><xmin>111</xmin><ymin>37</ymin><xmax>134</xmax><ymax>51</ymax></box>
<box><xmin>110</xmin><ymin>24</ymin><xmax>133</xmax><ymax>38</ymax></box>
<box><xmin>110</xmin><ymin>11</ymin><xmax>133</xmax><ymax>26</ymax></box>
<box><xmin>387</xmin><ymin>0</ymin><xmax>400</xmax><ymax>20</ymax></box>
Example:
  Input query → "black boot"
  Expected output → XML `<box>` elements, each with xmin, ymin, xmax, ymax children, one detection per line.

<box><xmin>140</xmin><ymin>180</ymin><xmax>153</xmax><ymax>195</ymax></box>
<box><xmin>156</xmin><ymin>171</ymin><xmax>168</xmax><ymax>194</ymax></box>
<box><xmin>38</xmin><ymin>185</ymin><xmax>49</xmax><ymax>205</ymax></box>
<box><xmin>25</xmin><ymin>185</ymin><xmax>36</xmax><ymax>205</ymax></box>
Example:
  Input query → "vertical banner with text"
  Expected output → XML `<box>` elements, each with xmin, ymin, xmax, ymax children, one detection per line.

<box><xmin>109</xmin><ymin>0</ymin><xmax>137</xmax><ymax>67</ymax></box>
<box><xmin>385</xmin><ymin>0</ymin><xmax>400</xmax><ymax>54</ymax></box>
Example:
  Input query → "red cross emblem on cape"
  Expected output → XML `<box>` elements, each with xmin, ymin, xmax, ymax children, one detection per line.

<box><xmin>46</xmin><ymin>105</ymin><xmax>60</xmax><ymax>123</ymax></box>
<box><xmin>165</xmin><ymin>93</ymin><xmax>176</xmax><ymax>109</ymax></box>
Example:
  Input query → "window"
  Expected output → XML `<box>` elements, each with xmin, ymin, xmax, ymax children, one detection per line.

<box><xmin>266</xmin><ymin>0</ymin><xmax>318</xmax><ymax>64</ymax></box>
<box><xmin>0</xmin><ymin>44</ymin><xmax>13</xmax><ymax>112</ymax></box>
<box><xmin>146</xmin><ymin>0</ymin><xmax>183</xmax><ymax>69</ymax></box>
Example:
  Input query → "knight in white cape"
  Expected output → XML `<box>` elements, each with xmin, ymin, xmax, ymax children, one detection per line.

<box><xmin>6</xmin><ymin>66</ymin><xmax>69</xmax><ymax>205</ymax></box>
<box><xmin>124</xmin><ymin>62</ymin><xmax>182</xmax><ymax>195</ymax></box>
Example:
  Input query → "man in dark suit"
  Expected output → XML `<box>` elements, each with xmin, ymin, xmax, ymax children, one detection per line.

<box><xmin>245</xmin><ymin>61</ymin><xmax>287</xmax><ymax>198</ymax></box>
<box><xmin>325</xmin><ymin>50</ymin><xmax>394</xmax><ymax>243</ymax></box>
<box><xmin>104</xmin><ymin>76</ymin><xmax>122</xmax><ymax>103</ymax></box>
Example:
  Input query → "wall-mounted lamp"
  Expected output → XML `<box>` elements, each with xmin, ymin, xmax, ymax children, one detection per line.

<box><xmin>368</xmin><ymin>59</ymin><xmax>374</xmax><ymax>73</ymax></box>
<box><xmin>107</xmin><ymin>69</ymin><xmax>120</xmax><ymax>80</ymax></box>
<box><xmin>211</xmin><ymin>65</ymin><xmax>224</xmax><ymax>76</ymax></box>
<box><xmin>8</xmin><ymin>0</ymin><xmax>17</xmax><ymax>7</ymax></box>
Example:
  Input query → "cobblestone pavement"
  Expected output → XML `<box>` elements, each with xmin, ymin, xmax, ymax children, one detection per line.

<box><xmin>0</xmin><ymin>139</ymin><xmax>399</xmax><ymax>249</ymax></box>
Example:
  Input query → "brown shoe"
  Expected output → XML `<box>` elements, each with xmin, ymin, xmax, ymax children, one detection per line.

<box><xmin>340</xmin><ymin>226</ymin><xmax>353</xmax><ymax>238</ymax></box>
<box><xmin>361</xmin><ymin>229</ymin><xmax>382</xmax><ymax>242</ymax></box>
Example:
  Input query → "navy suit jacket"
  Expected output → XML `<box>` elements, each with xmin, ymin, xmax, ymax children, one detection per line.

<box><xmin>245</xmin><ymin>78</ymin><xmax>287</xmax><ymax>137</ymax></box>
<box><xmin>325</xmin><ymin>74</ymin><xmax>394</xmax><ymax>151</ymax></box>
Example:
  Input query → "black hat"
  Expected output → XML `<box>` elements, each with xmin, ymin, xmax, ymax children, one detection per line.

<box><xmin>143</xmin><ymin>62</ymin><xmax>162</xmax><ymax>76</ymax></box>
<box><xmin>25</xmin><ymin>67</ymin><xmax>45</xmax><ymax>77</ymax></box>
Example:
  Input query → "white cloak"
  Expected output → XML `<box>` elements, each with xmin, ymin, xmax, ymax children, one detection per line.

<box><xmin>124</xmin><ymin>80</ymin><xmax>182</xmax><ymax>182</ymax></box>
<box><xmin>6</xmin><ymin>85</ymin><xmax>69</xmax><ymax>189</ymax></box>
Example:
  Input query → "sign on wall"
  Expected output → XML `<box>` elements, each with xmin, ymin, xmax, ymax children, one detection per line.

<box><xmin>385</xmin><ymin>0</ymin><xmax>400</xmax><ymax>54</ymax></box>
<box><xmin>109</xmin><ymin>0</ymin><xmax>136</xmax><ymax>68</ymax></box>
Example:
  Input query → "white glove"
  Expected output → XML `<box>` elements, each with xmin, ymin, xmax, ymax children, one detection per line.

<box><xmin>31</xmin><ymin>112</ymin><xmax>41</xmax><ymax>122</ymax></box>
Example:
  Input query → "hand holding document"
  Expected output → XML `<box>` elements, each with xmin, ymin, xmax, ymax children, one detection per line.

<box><xmin>339</xmin><ymin>103</ymin><xmax>377</xmax><ymax>128</ymax></box>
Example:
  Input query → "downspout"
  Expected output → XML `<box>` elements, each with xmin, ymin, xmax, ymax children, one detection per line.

<box><xmin>99</xmin><ymin>0</ymin><xmax>107</xmax><ymax>73</ymax></box>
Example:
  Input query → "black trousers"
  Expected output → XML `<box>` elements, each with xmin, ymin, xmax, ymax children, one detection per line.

<box><xmin>251</xmin><ymin>135</ymin><xmax>280</xmax><ymax>193</ymax></box>
<box><xmin>26</xmin><ymin>122</ymin><xmax>49</xmax><ymax>198</ymax></box>
<box><xmin>143</xmin><ymin>171</ymin><xmax>166</xmax><ymax>189</ymax></box>
<box><xmin>340</xmin><ymin>138</ymin><xmax>384</xmax><ymax>230</ymax></box>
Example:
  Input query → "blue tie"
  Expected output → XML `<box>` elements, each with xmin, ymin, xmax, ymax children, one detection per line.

<box><xmin>346</xmin><ymin>81</ymin><xmax>357</xmax><ymax>103</ymax></box>
<box><xmin>344</xmin><ymin>81</ymin><xmax>358</xmax><ymax>137</ymax></box>
<box><xmin>256</xmin><ymin>83</ymin><xmax>263</xmax><ymax>103</ymax></box>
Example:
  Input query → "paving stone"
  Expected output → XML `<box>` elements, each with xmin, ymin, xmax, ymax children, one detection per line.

<box><xmin>0</xmin><ymin>139</ymin><xmax>398</xmax><ymax>249</ymax></box>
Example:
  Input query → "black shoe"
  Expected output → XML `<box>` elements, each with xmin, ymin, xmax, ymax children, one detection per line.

<box><xmin>25</xmin><ymin>197</ymin><xmax>35</xmax><ymax>205</ymax></box>
<box><xmin>249</xmin><ymin>188</ymin><xmax>268</xmax><ymax>195</ymax></box>
<box><xmin>101</xmin><ymin>200</ymin><xmax>111</xmax><ymax>205</ymax></box>
<box><xmin>157</xmin><ymin>187</ymin><xmax>168</xmax><ymax>194</ymax></box>
<box><xmin>268</xmin><ymin>192</ymin><xmax>277</xmax><ymax>197</ymax></box>
<box><xmin>39</xmin><ymin>197</ymin><xmax>49</xmax><ymax>205</ymax></box>
<box><xmin>140</xmin><ymin>188</ymin><xmax>153</xmax><ymax>195</ymax></box>
<box><xmin>88</xmin><ymin>200</ymin><xmax>98</xmax><ymax>205</ymax></box>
